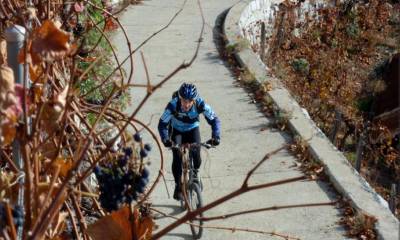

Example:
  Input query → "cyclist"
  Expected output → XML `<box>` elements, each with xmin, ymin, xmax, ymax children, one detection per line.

<box><xmin>158</xmin><ymin>83</ymin><xmax>221</xmax><ymax>200</ymax></box>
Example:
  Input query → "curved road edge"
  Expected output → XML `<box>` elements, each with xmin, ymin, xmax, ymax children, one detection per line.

<box><xmin>223</xmin><ymin>1</ymin><xmax>400</xmax><ymax>239</ymax></box>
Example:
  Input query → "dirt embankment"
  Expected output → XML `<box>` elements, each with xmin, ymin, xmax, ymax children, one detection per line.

<box><xmin>265</xmin><ymin>0</ymin><xmax>400</xmax><ymax>217</ymax></box>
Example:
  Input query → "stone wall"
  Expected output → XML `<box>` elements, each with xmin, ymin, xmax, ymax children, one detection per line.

<box><xmin>238</xmin><ymin>0</ymin><xmax>333</xmax><ymax>53</ymax></box>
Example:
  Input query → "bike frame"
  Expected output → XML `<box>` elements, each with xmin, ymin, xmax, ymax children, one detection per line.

<box><xmin>172</xmin><ymin>143</ymin><xmax>205</xmax><ymax>208</ymax></box>
<box><xmin>170</xmin><ymin>142</ymin><xmax>212</xmax><ymax>239</ymax></box>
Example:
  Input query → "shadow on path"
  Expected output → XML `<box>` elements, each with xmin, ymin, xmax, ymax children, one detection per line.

<box><xmin>153</xmin><ymin>204</ymin><xmax>184</xmax><ymax>219</ymax></box>
<box><xmin>165</xmin><ymin>233</ymin><xmax>193</xmax><ymax>239</ymax></box>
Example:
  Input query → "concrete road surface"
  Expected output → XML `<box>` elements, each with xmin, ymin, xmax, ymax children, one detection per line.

<box><xmin>112</xmin><ymin>0</ymin><xmax>348</xmax><ymax>239</ymax></box>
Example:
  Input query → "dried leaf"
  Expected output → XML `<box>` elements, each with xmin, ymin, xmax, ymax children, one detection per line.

<box><xmin>41</xmin><ymin>87</ymin><xmax>68</xmax><ymax>134</ymax></box>
<box><xmin>81</xmin><ymin>56</ymin><xmax>97</xmax><ymax>62</ymax></box>
<box><xmin>55</xmin><ymin>86</ymin><xmax>68</xmax><ymax>108</ymax></box>
<box><xmin>134</xmin><ymin>208</ymin><xmax>154</xmax><ymax>240</ymax></box>
<box><xmin>0</xmin><ymin>66</ymin><xmax>16</xmax><ymax>110</ymax></box>
<box><xmin>52</xmin><ymin>158</ymin><xmax>73</xmax><ymax>178</ymax></box>
<box><xmin>32</xmin><ymin>83</ymin><xmax>44</xmax><ymax>103</ymax></box>
<box><xmin>87</xmin><ymin>207</ymin><xmax>154</xmax><ymax>240</ymax></box>
<box><xmin>1</xmin><ymin>112</ymin><xmax>17</xmax><ymax>146</ymax></box>
<box><xmin>86</xmin><ymin>207</ymin><xmax>131</xmax><ymax>240</ymax></box>
<box><xmin>0</xmin><ymin>171</ymin><xmax>18</xmax><ymax>201</ymax></box>
<box><xmin>314</xmin><ymin>166</ymin><xmax>324</xmax><ymax>174</ymax></box>
<box><xmin>25</xmin><ymin>7</ymin><xmax>37</xmax><ymax>20</ymax></box>
<box><xmin>104</xmin><ymin>18</ymin><xmax>119</xmax><ymax>31</ymax></box>
<box><xmin>29</xmin><ymin>64</ymin><xmax>45</xmax><ymax>83</ymax></box>
<box><xmin>11</xmin><ymin>84</ymin><xmax>24</xmax><ymax>117</ymax></box>
<box><xmin>262</xmin><ymin>82</ymin><xmax>273</xmax><ymax>92</ymax></box>
<box><xmin>31</xmin><ymin>20</ymin><xmax>71</xmax><ymax>62</ymax></box>
<box><xmin>0</xmin><ymin>171</ymin><xmax>15</xmax><ymax>192</ymax></box>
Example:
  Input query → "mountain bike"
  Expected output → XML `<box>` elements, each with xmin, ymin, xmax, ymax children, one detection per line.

<box><xmin>170</xmin><ymin>142</ymin><xmax>213</xmax><ymax>239</ymax></box>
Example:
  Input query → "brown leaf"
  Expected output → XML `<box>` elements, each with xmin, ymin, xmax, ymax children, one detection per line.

<box><xmin>29</xmin><ymin>64</ymin><xmax>45</xmax><ymax>83</ymax></box>
<box><xmin>41</xmin><ymin>87</ymin><xmax>68</xmax><ymax>134</ymax></box>
<box><xmin>314</xmin><ymin>166</ymin><xmax>324</xmax><ymax>174</ymax></box>
<box><xmin>32</xmin><ymin>83</ymin><xmax>44</xmax><ymax>103</ymax></box>
<box><xmin>104</xmin><ymin>18</ymin><xmax>119</xmax><ymax>31</ymax></box>
<box><xmin>0</xmin><ymin>66</ymin><xmax>16</xmax><ymax>110</ymax></box>
<box><xmin>309</xmin><ymin>174</ymin><xmax>317</xmax><ymax>180</ymax></box>
<box><xmin>1</xmin><ymin>111</ymin><xmax>17</xmax><ymax>146</ymax></box>
<box><xmin>81</xmin><ymin>56</ymin><xmax>97</xmax><ymax>62</ymax></box>
<box><xmin>86</xmin><ymin>207</ymin><xmax>131</xmax><ymax>240</ymax></box>
<box><xmin>52</xmin><ymin>158</ymin><xmax>73</xmax><ymax>178</ymax></box>
<box><xmin>134</xmin><ymin>208</ymin><xmax>154</xmax><ymax>240</ymax></box>
<box><xmin>55</xmin><ymin>87</ymin><xmax>68</xmax><ymax>108</ymax></box>
<box><xmin>18</xmin><ymin>40</ymin><xmax>41</xmax><ymax>65</ymax></box>
<box><xmin>31</xmin><ymin>20</ymin><xmax>71</xmax><ymax>62</ymax></box>
<box><xmin>87</xmin><ymin>207</ymin><xmax>154</xmax><ymax>240</ymax></box>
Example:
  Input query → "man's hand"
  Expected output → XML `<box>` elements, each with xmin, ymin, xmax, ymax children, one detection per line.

<box><xmin>163</xmin><ymin>139</ymin><xmax>173</xmax><ymax>148</ymax></box>
<box><xmin>206</xmin><ymin>138</ymin><xmax>220</xmax><ymax>146</ymax></box>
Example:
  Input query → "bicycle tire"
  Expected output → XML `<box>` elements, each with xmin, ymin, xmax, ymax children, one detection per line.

<box><xmin>188</xmin><ymin>183</ymin><xmax>203</xmax><ymax>239</ymax></box>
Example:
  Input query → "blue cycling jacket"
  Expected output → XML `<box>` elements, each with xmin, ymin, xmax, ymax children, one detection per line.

<box><xmin>158</xmin><ymin>97</ymin><xmax>221</xmax><ymax>141</ymax></box>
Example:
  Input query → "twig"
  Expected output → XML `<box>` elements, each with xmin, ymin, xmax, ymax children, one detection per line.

<box><xmin>0</xmin><ymin>149</ymin><xmax>19</xmax><ymax>173</ymax></box>
<box><xmin>30</xmin><ymin>140</ymin><xmax>92</xmax><ymax>239</ymax></box>
<box><xmin>77</xmin><ymin>54</ymin><xmax>106</xmax><ymax>82</ymax></box>
<box><xmin>81</xmin><ymin>182</ymin><xmax>105</xmax><ymax>216</ymax></box>
<box><xmin>32</xmin><ymin>165</ymin><xmax>60</xmax><ymax>233</ymax></box>
<box><xmin>140</xmin><ymin>51</ymin><xmax>152</xmax><ymax>94</ymax></box>
<box><xmin>65</xmin><ymin>203</ymin><xmax>81</xmax><ymax>240</ymax></box>
<box><xmin>70</xmin><ymin>194</ymin><xmax>89</xmax><ymax>240</ymax></box>
<box><xmin>160</xmin><ymin>170</ymin><xmax>170</xmax><ymax>199</ymax></box>
<box><xmin>72</xmin><ymin>190</ymin><xmax>98</xmax><ymax>198</ymax></box>
<box><xmin>5</xmin><ymin>202</ymin><xmax>17</xmax><ymax>240</ymax></box>
<box><xmin>21</xmin><ymin>144</ymin><xmax>32</xmax><ymax>231</ymax></box>
<box><xmin>242</xmin><ymin>144</ymin><xmax>287</xmax><ymax>187</ymax></box>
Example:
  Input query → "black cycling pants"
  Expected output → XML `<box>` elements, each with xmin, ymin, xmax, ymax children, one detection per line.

<box><xmin>171</xmin><ymin>127</ymin><xmax>201</xmax><ymax>185</ymax></box>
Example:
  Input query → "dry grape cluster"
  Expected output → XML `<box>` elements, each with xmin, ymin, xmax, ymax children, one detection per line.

<box><xmin>94</xmin><ymin>133</ymin><xmax>151</xmax><ymax>212</ymax></box>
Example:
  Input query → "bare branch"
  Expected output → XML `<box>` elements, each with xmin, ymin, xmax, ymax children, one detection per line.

<box><xmin>242</xmin><ymin>144</ymin><xmax>287</xmax><ymax>187</ymax></box>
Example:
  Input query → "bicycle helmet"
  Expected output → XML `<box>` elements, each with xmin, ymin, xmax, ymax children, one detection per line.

<box><xmin>178</xmin><ymin>83</ymin><xmax>198</xmax><ymax>100</ymax></box>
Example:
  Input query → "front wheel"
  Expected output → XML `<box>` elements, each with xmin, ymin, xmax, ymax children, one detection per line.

<box><xmin>188</xmin><ymin>183</ymin><xmax>203</xmax><ymax>239</ymax></box>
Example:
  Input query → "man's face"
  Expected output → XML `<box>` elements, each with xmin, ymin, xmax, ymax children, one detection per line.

<box><xmin>180</xmin><ymin>98</ymin><xmax>194</xmax><ymax>112</ymax></box>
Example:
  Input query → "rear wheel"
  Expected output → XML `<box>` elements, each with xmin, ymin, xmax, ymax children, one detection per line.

<box><xmin>188</xmin><ymin>183</ymin><xmax>203</xmax><ymax>239</ymax></box>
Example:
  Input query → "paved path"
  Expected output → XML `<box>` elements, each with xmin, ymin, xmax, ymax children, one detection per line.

<box><xmin>113</xmin><ymin>0</ymin><xmax>348</xmax><ymax>239</ymax></box>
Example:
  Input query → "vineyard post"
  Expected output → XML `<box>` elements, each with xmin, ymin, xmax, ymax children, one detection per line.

<box><xmin>260</xmin><ymin>22</ymin><xmax>266</xmax><ymax>61</ymax></box>
<box><xmin>4</xmin><ymin>24</ymin><xmax>27</xmax><ymax>240</ymax></box>
<box><xmin>355</xmin><ymin>131</ymin><xmax>365</xmax><ymax>172</ymax></box>
<box><xmin>329</xmin><ymin>109</ymin><xmax>342</xmax><ymax>146</ymax></box>
<box><xmin>389</xmin><ymin>183</ymin><xmax>397</xmax><ymax>214</ymax></box>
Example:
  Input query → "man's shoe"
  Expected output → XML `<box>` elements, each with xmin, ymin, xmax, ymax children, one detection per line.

<box><xmin>173</xmin><ymin>184</ymin><xmax>182</xmax><ymax>201</ymax></box>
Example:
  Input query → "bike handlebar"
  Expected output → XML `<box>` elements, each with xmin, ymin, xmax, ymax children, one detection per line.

<box><xmin>169</xmin><ymin>142</ymin><xmax>214</xmax><ymax>150</ymax></box>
